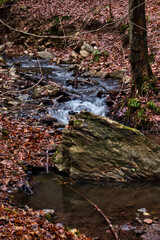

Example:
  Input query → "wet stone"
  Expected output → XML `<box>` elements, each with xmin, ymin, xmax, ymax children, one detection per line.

<box><xmin>42</xmin><ymin>99</ymin><xmax>54</xmax><ymax>105</ymax></box>
<box><xmin>33</xmin><ymin>85</ymin><xmax>60</xmax><ymax>98</ymax></box>
<box><xmin>18</xmin><ymin>94</ymin><xmax>30</xmax><ymax>101</ymax></box>
<box><xmin>54</xmin><ymin>122</ymin><xmax>66</xmax><ymax>129</ymax></box>
<box><xmin>137</xmin><ymin>208</ymin><xmax>147</xmax><ymax>213</ymax></box>
<box><xmin>143</xmin><ymin>218</ymin><xmax>153</xmax><ymax>225</ymax></box>
<box><xmin>55</xmin><ymin>111</ymin><xmax>160</xmax><ymax>181</ymax></box>
<box><xmin>41</xmin><ymin>117</ymin><xmax>57</xmax><ymax>125</ymax></box>
<box><xmin>143</xmin><ymin>212</ymin><xmax>151</xmax><ymax>216</ymax></box>
<box><xmin>38</xmin><ymin>50</ymin><xmax>53</xmax><ymax>59</ymax></box>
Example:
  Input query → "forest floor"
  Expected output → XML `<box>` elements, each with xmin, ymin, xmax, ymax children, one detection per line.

<box><xmin>0</xmin><ymin>0</ymin><xmax>160</xmax><ymax>239</ymax></box>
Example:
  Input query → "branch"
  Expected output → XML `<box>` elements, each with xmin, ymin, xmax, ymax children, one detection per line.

<box><xmin>0</xmin><ymin>18</ymin><xmax>77</xmax><ymax>40</ymax></box>
<box><xmin>65</xmin><ymin>184</ymin><xmax>120</xmax><ymax>240</ymax></box>
<box><xmin>0</xmin><ymin>58</ymin><xmax>44</xmax><ymax>96</ymax></box>
<box><xmin>131</xmin><ymin>21</ymin><xmax>147</xmax><ymax>32</ymax></box>
<box><xmin>59</xmin><ymin>15</ymin><xmax>67</xmax><ymax>47</ymax></box>
<box><xmin>0</xmin><ymin>16</ymin><xmax>124</xmax><ymax>41</ymax></box>
<box><xmin>0</xmin><ymin>1</ymin><xmax>146</xmax><ymax>41</ymax></box>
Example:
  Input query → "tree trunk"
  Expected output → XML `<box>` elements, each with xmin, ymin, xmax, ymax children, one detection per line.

<box><xmin>129</xmin><ymin>0</ymin><xmax>153</xmax><ymax>96</ymax></box>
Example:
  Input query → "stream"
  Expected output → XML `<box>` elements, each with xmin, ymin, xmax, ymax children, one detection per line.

<box><xmin>5</xmin><ymin>56</ymin><xmax>160</xmax><ymax>239</ymax></box>
<box><xmin>5</xmin><ymin>56</ymin><xmax>119</xmax><ymax>123</ymax></box>
<box><xmin>14</xmin><ymin>173</ymin><xmax>160</xmax><ymax>240</ymax></box>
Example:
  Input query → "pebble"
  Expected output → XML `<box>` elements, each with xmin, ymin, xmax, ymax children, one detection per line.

<box><xmin>153</xmin><ymin>216</ymin><xmax>159</xmax><ymax>222</ymax></box>
<box><xmin>18</xmin><ymin>94</ymin><xmax>29</xmax><ymax>101</ymax></box>
<box><xmin>143</xmin><ymin>218</ymin><xmax>153</xmax><ymax>224</ymax></box>
<box><xmin>29</xmin><ymin>52</ymin><xmax>34</xmax><ymax>57</ymax></box>
<box><xmin>43</xmin><ymin>209</ymin><xmax>55</xmax><ymax>214</ymax></box>
<box><xmin>135</xmin><ymin>217</ymin><xmax>143</xmax><ymax>224</ymax></box>
<box><xmin>137</xmin><ymin>208</ymin><xmax>147</xmax><ymax>213</ymax></box>
<box><xmin>80</xmin><ymin>50</ymin><xmax>89</xmax><ymax>58</ymax></box>
<box><xmin>143</xmin><ymin>212</ymin><xmax>150</xmax><ymax>216</ymax></box>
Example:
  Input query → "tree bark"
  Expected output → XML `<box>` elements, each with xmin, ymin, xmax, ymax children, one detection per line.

<box><xmin>129</xmin><ymin>0</ymin><xmax>153</xmax><ymax>96</ymax></box>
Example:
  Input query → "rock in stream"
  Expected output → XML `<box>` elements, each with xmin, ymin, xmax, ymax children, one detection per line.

<box><xmin>54</xmin><ymin>111</ymin><xmax>160</xmax><ymax>182</ymax></box>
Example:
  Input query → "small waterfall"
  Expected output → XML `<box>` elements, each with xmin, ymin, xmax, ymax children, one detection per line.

<box><xmin>50</xmin><ymin>98</ymin><xmax>108</xmax><ymax>124</ymax></box>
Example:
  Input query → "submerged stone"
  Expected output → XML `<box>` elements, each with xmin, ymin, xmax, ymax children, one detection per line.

<box><xmin>54</xmin><ymin>111</ymin><xmax>160</xmax><ymax>182</ymax></box>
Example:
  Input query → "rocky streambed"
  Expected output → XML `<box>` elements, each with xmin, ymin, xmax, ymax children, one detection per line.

<box><xmin>1</xmin><ymin>55</ymin><xmax>119</xmax><ymax>124</ymax></box>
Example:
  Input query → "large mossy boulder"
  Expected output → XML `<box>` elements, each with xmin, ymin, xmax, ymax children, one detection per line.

<box><xmin>54</xmin><ymin>111</ymin><xmax>160</xmax><ymax>182</ymax></box>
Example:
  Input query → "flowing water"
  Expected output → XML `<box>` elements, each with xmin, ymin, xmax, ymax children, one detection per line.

<box><xmin>6</xmin><ymin>56</ymin><xmax>119</xmax><ymax>123</ymax></box>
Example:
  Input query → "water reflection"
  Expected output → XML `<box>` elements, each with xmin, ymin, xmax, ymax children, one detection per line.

<box><xmin>14</xmin><ymin>174</ymin><xmax>160</xmax><ymax>239</ymax></box>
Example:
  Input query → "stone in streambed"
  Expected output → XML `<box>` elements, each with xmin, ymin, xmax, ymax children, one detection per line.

<box><xmin>18</xmin><ymin>94</ymin><xmax>29</xmax><ymax>101</ymax></box>
<box><xmin>137</xmin><ymin>208</ymin><xmax>147</xmax><ymax>213</ymax></box>
<box><xmin>143</xmin><ymin>218</ymin><xmax>153</xmax><ymax>224</ymax></box>
<box><xmin>38</xmin><ymin>50</ymin><xmax>53</xmax><ymax>59</ymax></box>
<box><xmin>54</xmin><ymin>111</ymin><xmax>160</xmax><ymax>182</ymax></box>
<box><xmin>80</xmin><ymin>50</ymin><xmax>89</xmax><ymax>58</ymax></box>
<box><xmin>33</xmin><ymin>85</ymin><xmax>60</xmax><ymax>98</ymax></box>
<box><xmin>110</xmin><ymin>69</ymin><xmax>126</xmax><ymax>79</ymax></box>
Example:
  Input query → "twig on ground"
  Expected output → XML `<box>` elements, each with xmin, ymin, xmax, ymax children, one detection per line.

<box><xmin>59</xmin><ymin>16</ymin><xmax>67</xmax><ymax>48</ymax></box>
<box><xmin>0</xmin><ymin>2</ymin><xmax>146</xmax><ymax>46</ymax></box>
<box><xmin>0</xmin><ymin>58</ymin><xmax>44</xmax><ymax>96</ymax></box>
<box><xmin>1</xmin><ymin>76</ymin><xmax>44</xmax><ymax>96</ymax></box>
<box><xmin>0</xmin><ymin>18</ymin><xmax>77</xmax><ymax>40</ymax></box>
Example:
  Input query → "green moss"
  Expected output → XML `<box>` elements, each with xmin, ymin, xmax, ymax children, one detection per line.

<box><xmin>61</xmin><ymin>16</ymin><xmax>71</xmax><ymax>21</ymax></box>
<box><xmin>22</xmin><ymin>166</ymin><xmax>28</xmax><ymax>171</ymax></box>
<box><xmin>107</xmin><ymin>18</ymin><xmax>112</xmax><ymax>23</ymax></box>
<box><xmin>0</xmin><ymin>0</ymin><xmax>8</xmax><ymax>5</ymax></box>
<box><xmin>135</xmin><ymin>109</ymin><xmax>147</xmax><ymax>126</ymax></box>
<box><xmin>142</xmin><ymin>80</ymin><xmax>158</xmax><ymax>95</ymax></box>
<box><xmin>122</xmin><ymin>125</ymin><xmax>139</xmax><ymax>133</ymax></box>
<box><xmin>1</xmin><ymin>129</ymin><xmax>9</xmax><ymax>136</ymax></box>
<box><xmin>102</xmin><ymin>50</ymin><xmax>109</xmax><ymax>57</ymax></box>
<box><xmin>10</xmin><ymin>195</ymin><xmax>14</xmax><ymax>200</ymax></box>
<box><xmin>131</xmin><ymin>168</ymin><xmax>136</xmax><ymax>172</ymax></box>
<box><xmin>75</xmin><ymin>230</ymin><xmax>80</xmax><ymax>236</ymax></box>
<box><xmin>149</xmin><ymin>80</ymin><xmax>158</xmax><ymax>92</ymax></box>
<box><xmin>145</xmin><ymin>15</ymin><xmax>150</xmax><ymax>22</ymax></box>
<box><xmin>120</xmin><ymin>23</ymin><xmax>128</xmax><ymax>33</ymax></box>
<box><xmin>44</xmin><ymin>213</ymin><xmax>52</xmax><ymax>222</ymax></box>
<box><xmin>149</xmin><ymin>53</ymin><xmax>155</xmax><ymax>63</ymax></box>
<box><xmin>52</xmin><ymin>146</ymin><xmax>62</xmax><ymax>163</ymax></box>
<box><xmin>74</xmin><ymin>120</ymin><xmax>83</xmax><ymax>125</ymax></box>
